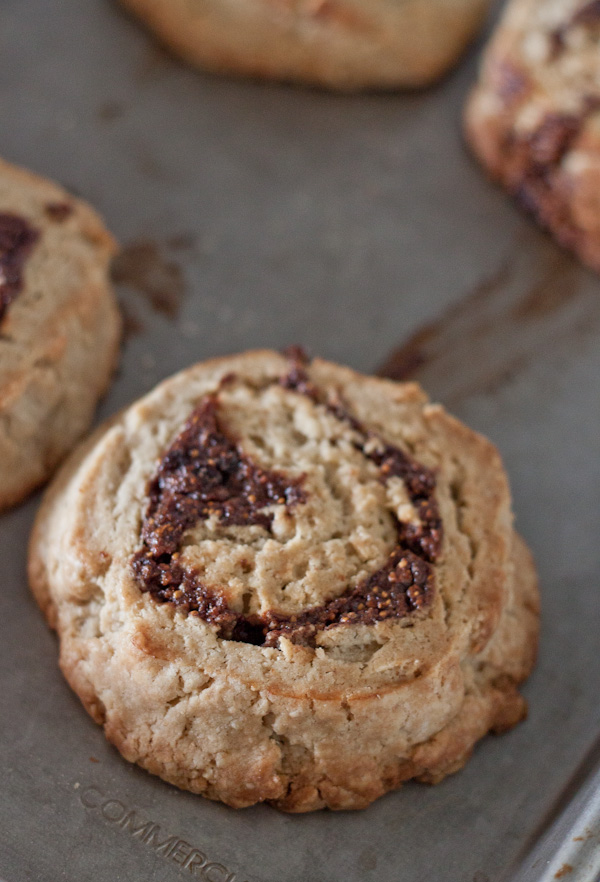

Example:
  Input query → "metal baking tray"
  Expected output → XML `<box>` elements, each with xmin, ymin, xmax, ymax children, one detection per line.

<box><xmin>1</xmin><ymin>1</ymin><xmax>599</xmax><ymax>880</ymax></box>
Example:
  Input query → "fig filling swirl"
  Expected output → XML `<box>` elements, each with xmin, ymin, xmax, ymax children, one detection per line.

<box><xmin>132</xmin><ymin>364</ymin><xmax>442</xmax><ymax>647</ymax></box>
<box><xmin>0</xmin><ymin>213</ymin><xmax>39</xmax><ymax>323</ymax></box>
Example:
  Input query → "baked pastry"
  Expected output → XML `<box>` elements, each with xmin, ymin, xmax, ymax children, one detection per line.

<box><xmin>119</xmin><ymin>0</ymin><xmax>491</xmax><ymax>90</ymax></box>
<box><xmin>29</xmin><ymin>349</ymin><xmax>539</xmax><ymax>811</ymax></box>
<box><xmin>465</xmin><ymin>0</ymin><xmax>600</xmax><ymax>273</ymax></box>
<box><xmin>0</xmin><ymin>157</ymin><xmax>120</xmax><ymax>512</ymax></box>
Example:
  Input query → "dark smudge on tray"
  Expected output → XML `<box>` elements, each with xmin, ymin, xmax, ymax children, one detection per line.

<box><xmin>377</xmin><ymin>226</ymin><xmax>600</xmax><ymax>406</ymax></box>
<box><xmin>112</xmin><ymin>238</ymin><xmax>188</xmax><ymax>324</ymax></box>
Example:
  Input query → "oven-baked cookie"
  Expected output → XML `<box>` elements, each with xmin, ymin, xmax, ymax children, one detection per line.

<box><xmin>120</xmin><ymin>0</ymin><xmax>490</xmax><ymax>90</ymax></box>
<box><xmin>465</xmin><ymin>0</ymin><xmax>600</xmax><ymax>272</ymax></box>
<box><xmin>0</xmin><ymin>157</ymin><xmax>120</xmax><ymax>512</ymax></box>
<box><xmin>29</xmin><ymin>349</ymin><xmax>539</xmax><ymax>811</ymax></box>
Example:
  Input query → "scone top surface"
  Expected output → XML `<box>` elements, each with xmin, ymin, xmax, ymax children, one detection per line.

<box><xmin>468</xmin><ymin>0</ymin><xmax>600</xmax><ymax>131</ymax></box>
<box><xmin>35</xmin><ymin>350</ymin><xmax>509</xmax><ymax>696</ymax></box>
<box><xmin>485</xmin><ymin>0</ymin><xmax>600</xmax><ymax>103</ymax></box>
<box><xmin>132</xmin><ymin>355</ymin><xmax>443</xmax><ymax>653</ymax></box>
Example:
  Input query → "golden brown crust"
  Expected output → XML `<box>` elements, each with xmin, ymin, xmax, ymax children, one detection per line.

<box><xmin>0</xmin><ymin>156</ymin><xmax>121</xmax><ymax>511</ymax></box>
<box><xmin>29</xmin><ymin>350</ymin><xmax>539</xmax><ymax>811</ymax></box>
<box><xmin>465</xmin><ymin>0</ymin><xmax>600</xmax><ymax>273</ymax></box>
<box><xmin>120</xmin><ymin>0</ymin><xmax>490</xmax><ymax>90</ymax></box>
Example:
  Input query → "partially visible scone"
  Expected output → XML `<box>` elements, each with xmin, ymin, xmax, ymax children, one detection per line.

<box><xmin>0</xmin><ymin>157</ymin><xmax>121</xmax><ymax>512</ymax></box>
<box><xmin>29</xmin><ymin>349</ymin><xmax>539</xmax><ymax>812</ymax></box>
<box><xmin>465</xmin><ymin>0</ymin><xmax>600</xmax><ymax>272</ymax></box>
<box><xmin>120</xmin><ymin>0</ymin><xmax>491</xmax><ymax>90</ymax></box>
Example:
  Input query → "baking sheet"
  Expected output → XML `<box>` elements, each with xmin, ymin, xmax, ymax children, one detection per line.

<box><xmin>1</xmin><ymin>1</ymin><xmax>599</xmax><ymax>881</ymax></box>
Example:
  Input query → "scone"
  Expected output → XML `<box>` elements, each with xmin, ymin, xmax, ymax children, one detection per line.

<box><xmin>29</xmin><ymin>349</ymin><xmax>539</xmax><ymax>812</ymax></box>
<box><xmin>0</xmin><ymin>157</ymin><xmax>121</xmax><ymax>512</ymax></box>
<box><xmin>119</xmin><ymin>0</ymin><xmax>491</xmax><ymax>90</ymax></box>
<box><xmin>465</xmin><ymin>0</ymin><xmax>600</xmax><ymax>273</ymax></box>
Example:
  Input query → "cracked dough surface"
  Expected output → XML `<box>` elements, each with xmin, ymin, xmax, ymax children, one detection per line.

<box><xmin>465</xmin><ymin>0</ymin><xmax>600</xmax><ymax>273</ymax></box>
<box><xmin>120</xmin><ymin>0</ymin><xmax>490</xmax><ymax>90</ymax></box>
<box><xmin>29</xmin><ymin>350</ymin><xmax>539</xmax><ymax>811</ymax></box>
<box><xmin>0</xmin><ymin>157</ymin><xmax>121</xmax><ymax>511</ymax></box>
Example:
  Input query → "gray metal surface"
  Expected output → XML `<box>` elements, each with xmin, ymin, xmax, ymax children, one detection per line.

<box><xmin>1</xmin><ymin>2</ymin><xmax>599</xmax><ymax>881</ymax></box>
<box><xmin>513</xmin><ymin>741</ymin><xmax>600</xmax><ymax>882</ymax></box>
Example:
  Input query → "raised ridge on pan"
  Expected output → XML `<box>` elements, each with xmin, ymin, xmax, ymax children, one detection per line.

<box><xmin>509</xmin><ymin>734</ymin><xmax>600</xmax><ymax>882</ymax></box>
